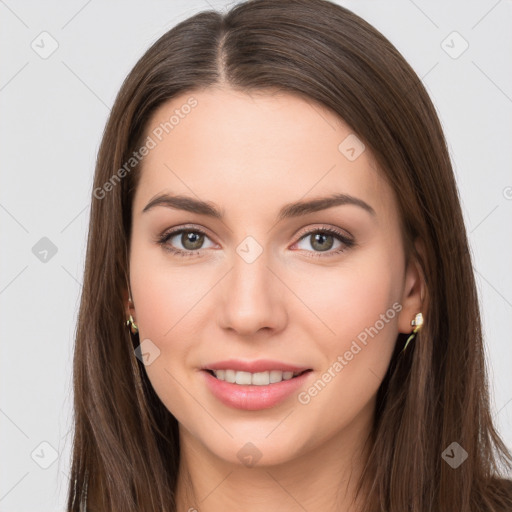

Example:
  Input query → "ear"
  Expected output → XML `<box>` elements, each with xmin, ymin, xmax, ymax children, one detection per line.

<box><xmin>397</xmin><ymin>237</ymin><xmax>427</xmax><ymax>334</ymax></box>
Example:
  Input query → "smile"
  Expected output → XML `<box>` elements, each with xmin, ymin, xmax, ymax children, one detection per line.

<box><xmin>201</xmin><ymin>369</ymin><xmax>313</xmax><ymax>410</ymax></box>
<box><xmin>206</xmin><ymin>369</ymin><xmax>310</xmax><ymax>385</ymax></box>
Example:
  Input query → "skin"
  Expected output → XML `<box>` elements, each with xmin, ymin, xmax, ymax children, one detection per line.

<box><xmin>124</xmin><ymin>87</ymin><xmax>426</xmax><ymax>512</ymax></box>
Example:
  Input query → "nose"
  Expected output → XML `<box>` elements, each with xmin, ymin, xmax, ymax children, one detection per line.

<box><xmin>217</xmin><ymin>249</ymin><xmax>288</xmax><ymax>337</ymax></box>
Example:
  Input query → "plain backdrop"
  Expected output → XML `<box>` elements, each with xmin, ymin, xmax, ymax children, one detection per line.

<box><xmin>1</xmin><ymin>0</ymin><xmax>511</xmax><ymax>510</ymax></box>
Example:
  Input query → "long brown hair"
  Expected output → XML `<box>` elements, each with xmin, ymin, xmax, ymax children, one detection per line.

<box><xmin>67</xmin><ymin>0</ymin><xmax>512</xmax><ymax>510</ymax></box>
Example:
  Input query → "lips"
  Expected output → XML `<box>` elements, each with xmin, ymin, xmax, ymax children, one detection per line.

<box><xmin>201</xmin><ymin>367</ymin><xmax>313</xmax><ymax>410</ymax></box>
<box><xmin>200</xmin><ymin>359</ymin><xmax>313</xmax><ymax>411</ymax></box>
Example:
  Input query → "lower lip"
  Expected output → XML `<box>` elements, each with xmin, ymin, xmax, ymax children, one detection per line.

<box><xmin>201</xmin><ymin>370</ymin><xmax>312</xmax><ymax>410</ymax></box>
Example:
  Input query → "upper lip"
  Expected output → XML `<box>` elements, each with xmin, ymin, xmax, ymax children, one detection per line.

<box><xmin>201</xmin><ymin>359</ymin><xmax>312</xmax><ymax>373</ymax></box>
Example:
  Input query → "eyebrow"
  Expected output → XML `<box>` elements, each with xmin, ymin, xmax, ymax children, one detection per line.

<box><xmin>142</xmin><ymin>192</ymin><xmax>376</xmax><ymax>220</ymax></box>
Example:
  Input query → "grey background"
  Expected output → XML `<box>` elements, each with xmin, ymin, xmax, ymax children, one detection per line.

<box><xmin>1</xmin><ymin>0</ymin><xmax>511</xmax><ymax>509</ymax></box>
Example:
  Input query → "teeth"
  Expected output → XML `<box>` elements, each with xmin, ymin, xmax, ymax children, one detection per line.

<box><xmin>211</xmin><ymin>369</ymin><xmax>301</xmax><ymax>385</ymax></box>
<box><xmin>269</xmin><ymin>370</ymin><xmax>281</xmax><ymax>383</ymax></box>
<box><xmin>251</xmin><ymin>371</ymin><xmax>269</xmax><ymax>385</ymax></box>
<box><xmin>236</xmin><ymin>371</ymin><xmax>252</xmax><ymax>385</ymax></box>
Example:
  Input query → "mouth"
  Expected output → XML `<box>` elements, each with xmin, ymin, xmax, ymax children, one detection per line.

<box><xmin>203</xmin><ymin>368</ymin><xmax>313</xmax><ymax>386</ymax></box>
<box><xmin>201</xmin><ymin>366</ymin><xmax>314</xmax><ymax>410</ymax></box>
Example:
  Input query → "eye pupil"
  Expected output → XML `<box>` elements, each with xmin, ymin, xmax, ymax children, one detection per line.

<box><xmin>182</xmin><ymin>231</ymin><xmax>204</xmax><ymax>250</ymax></box>
<box><xmin>311</xmin><ymin>233</ymin><xmax>334</xmax><ymax>252</ymax></box>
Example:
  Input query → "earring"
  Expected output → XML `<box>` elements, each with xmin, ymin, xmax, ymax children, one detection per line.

<box><xmin>125</xmin><ymin>298</ymin><xmax>138</xmax><ymax>335</ymax></box>
<box><xmin>401</xmin><ymin>312</ymin><xmax>423</xmax><ymax>353</ymax></box>
<box><xmin>126</xmin><ymin>314</ymin><xmax>138</xmax><ymax>335</ymax></box>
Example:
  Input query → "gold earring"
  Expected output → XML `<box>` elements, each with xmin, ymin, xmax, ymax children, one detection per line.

<box><xmin>125</xmin><ymin>298</ymin><xmax>138</xmax><ymax>335</ymax></box>
<box><xmin>401</xmin><ymin>312</ymin><xmax>423</xmax><ymax>353</ymax></box>
<box><xmin>126</xmin><ymin>314</ymin><xmax>138</xmax><ymax>335</ymax></box>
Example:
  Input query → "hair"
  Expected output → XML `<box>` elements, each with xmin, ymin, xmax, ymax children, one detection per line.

<box><xmin>67</xmin><ymin>0</ymin><xmax>512</xmax><ymax>510</ymax></box>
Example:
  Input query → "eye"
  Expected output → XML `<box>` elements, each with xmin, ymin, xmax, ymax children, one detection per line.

<box><xmin>157</xmin><ymin>226</ymin><xmax>216</xmax><ymax>257</ymax></box>
<box><xmin>156</xmin><ymin>224</ymin><xmax>355</xmax><ymax>258</ymax></box>
<box><xmin>292</xmin><ymin>226</ymin><xmax>355</xmax><ymax>257</ymax></box>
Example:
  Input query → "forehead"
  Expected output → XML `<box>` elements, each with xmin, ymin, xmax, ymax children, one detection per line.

<box><xmin>134</xmin><ymin>87</ymin><xmax>396</xmax><ymax>223</ymax></box>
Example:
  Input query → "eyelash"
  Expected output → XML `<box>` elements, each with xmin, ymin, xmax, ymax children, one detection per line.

<box><xmin>156</xmin><ymin>224</ymin><xmax>355</xmax><ymax>259</ymax></box>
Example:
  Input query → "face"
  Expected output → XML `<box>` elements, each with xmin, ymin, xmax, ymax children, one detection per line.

<box><xmin>126</xmin><ymin>87</ymin><xmax>423</xmax><ymax>467</ymax></box>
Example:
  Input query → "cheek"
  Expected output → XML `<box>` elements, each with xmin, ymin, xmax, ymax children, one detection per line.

<box><xmin>292</xmin><ymin>248</ymin><xmax>401</xmax><ymax>346</ymax></box>
<box><xmin>292</xmin><ymin>249</ymin><xmax>401</xmax><ymax>425</ymax></box>
<box><xmin>129</xmin><ymin>240</ymin><xmax>211</xmax><ymax>342</ymax></box>
<box><xmin>129</xmin><ymin>254</ymin><xmax>206</xmax><ymax>424</ymax></box>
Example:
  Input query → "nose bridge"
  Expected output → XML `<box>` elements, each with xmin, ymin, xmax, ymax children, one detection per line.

<box><xmin>217</xmin><ymin>237</ymin><xmax>286</xmax><ymax>334</ymax></box>
<box><xmin>232</xmin><ymin>245</ymin><xmax>271</xmax><ymax>295</ymax></box>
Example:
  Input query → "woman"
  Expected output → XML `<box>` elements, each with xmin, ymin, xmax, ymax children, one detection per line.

<box><xmin>67</xmin><ymin>0</ymin><xmax>512</xmax><ymax>510</ymax></box>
